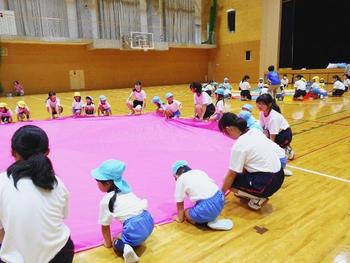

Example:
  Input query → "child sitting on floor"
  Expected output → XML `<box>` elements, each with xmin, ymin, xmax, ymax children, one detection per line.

<box><xmin>152</xmin><ymin>96</ymin><xmax>165</xmax><ymax>115</ymax></box>
<box><xmin>164</xmin><ymin>93</ymin><xmax>182</xmax><ymax>119</ymax></box>
<box><xmin>15</xmin><ymin>101</ymin><xmax>30</xmax><ymax>121</ymax></box>
<box><xmin>72</xmin><ymin>92</ymin><xmax>84</xmax><ymax>116</ymax></box>
<box><xmin>84</xmin><ymin>96</ymin><xmax>96</xmax><ymax>116</ymax></box>
<box><xmin>98</xmin><ymin>95</ymin><xmax>112</xmax><ymax>116</ymax></box>
<box><xmin>91</xmin><ymin>159</ymin><xmax>154</xmax><ymax>263</ymax></box>
<box><xmin>209</xmin><ymin>88</ymin><xmax>225</xmax><ymax>121</ymax></box>
<box><xmin>126</xmin><ymin>81</ymin><xmax>147</xmax><ymax>115</ymax></box>
<box><xmin>0</xmin><ymin>103</ymin><xmax>13</xmax><ymax>124</ymax></box>
<box><xmin>172</xmin><ymin>160</ymin><xmax>233</xmax><ymax>230</ymax></box>
<box><xmin>46</xmin><ymin>92</ymin><xmax>63</xmax><ymax>119</ymax></box>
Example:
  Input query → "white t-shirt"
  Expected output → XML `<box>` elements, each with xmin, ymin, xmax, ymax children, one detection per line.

<box><xmin>281</xmin><ymin>78</ymin><xmax>289</xmax><ymax>86</ymax></box>
<box><xmin>206</xmin><ymin>84</ymin><xmax>215</xmax><ymax>91</ymax></box>
<box><xmin>165</xmin><ymin>100</ymin><xmax>181</xmax><ymax>113</ymax></box>
<box><xmin>239</xmin><ymin>81</ymin><xmax>251</xmax><ymax>91</ymax></box>
<box><xmin>72</xmin><ymin>100</ymin><xmax>84</xmax><ymax>110</ymax></box>
<box><xmin>98</xmin><ymin>101</ymin><xmax>111</xmax><ymax>110</ymax></box>
<box><xmin>259</xmin><ymin>109</ymin><xmax>290</xmax><ymax>135</ymax></box>
<box><xmin>260</xmin><ymin>87</ymin><xmax>269</xmax><ymax>94</ymax></box>
<box><xmin>215</xmin><ymin>100</ymin><xmax>225</xmax><ymax>114</ymax></box>
<box><xmin>98</xmin><ymin>192</ymin><xmax>147</xmax><ymax>225</ymax></box>
<box><xmin>334</xmin><ymin>80</ymin><xmax>345</xmax><ymax>90</ymax></box>
<box><xmin>0</xmin><ymin>173</ymin><xmax>70</xmax><ymax>263</ymax></box>
<box><xmin>130</xmin><ymin>90</ymin><xmax>147</xmax><ymax>101</ymax></box>
<box><xmin>45</xmin><ymin>98</ymin><xmax>61</xmax><ymax>108</ymax></box>
<box><xmin>84</xmin><ymin>102</ymin><xmax>95</xmax><ymax>110</ymax></box>
<box><xmin>294</xmin><ymin>80</ymin><xmax>306</xmax><ymax>91</ymax></box>
<box><xmin>194</xmin><ymin>92</ymin><xmax>213</xmax><ymax>105</ymax></box>
<box><xmin>344</xmin><ymin>79</ymin><xmax>350</xmax><ymax>88</ymax></box>
<box><xmin>229</xmin><ymin>129</ymin><xmax>282</xmax><ymax>173</ymax></box>
<box><xmin>175</xmin><ymin>170</ymin><xmax>219</xmax><ymax>202</ymax></box>
<box><xmin>15</xmin><ymin>106</ymin><xmax>29</xmax><ymax>115</ymax></box>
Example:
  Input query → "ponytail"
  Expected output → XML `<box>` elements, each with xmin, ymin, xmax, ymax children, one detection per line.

<box><xmin>7</xmin><ymin>153</ymin><xmax>56</xmax><ymax>190</ymax></box>
<box><xmin>271</xmin><ymin>100</ymin><xmax>281</xmax><ymax>113</ymax></box>
<box><xmin>7</xmin><ymin>125</ymin><xmax>57</xmax><ymax>190</ymax></box>
<box><xmin>108</xmin><ymin>187</ymin><xmax>121</xmax><ymax>213</ymax></box>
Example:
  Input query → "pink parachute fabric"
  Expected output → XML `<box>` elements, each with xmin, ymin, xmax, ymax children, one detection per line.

<box><xmin>0</xmin><ymin>114</ymin><xmax>233</xmax><ymax>251</ymax></box>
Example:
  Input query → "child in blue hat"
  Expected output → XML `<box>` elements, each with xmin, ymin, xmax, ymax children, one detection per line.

<box><xmin>164</xmin><ymin>92</ymin><xmax>182</xmax><ymax>118</ymax></box>
<box><xmin>98</xmin><ymin>95</ymin><xmax>112</xmax><ymax>116</ymax></box>
<box><xmin>152</xmin><ymin>96</ymin><xmax>165</xmax><ymax>115</ymax></box>
<box><xmin>171</xmin><ymin>160</ymin><xmax>232</xmax><ymax>230</ymax></box>
<box><xmin>91</xmin><ymin>159</ymin><xmax>154</xmax><ymax>263</ymax></box>
<box><xmin>209</xmin><ymin>88</ymin><xmax>225</xmax><ymax>121</ymax></box>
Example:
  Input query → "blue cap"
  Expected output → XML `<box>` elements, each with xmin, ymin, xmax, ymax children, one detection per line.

<box><xmin>215</xmin><ymin>88</ymin><xmax>225</xmax><ymax>96</ymax></box>
<box><xmin>172</xmin><ymin>160</ymin><xmax>188</xmax><ymax>176</ymax></box>
<box><xmin>152</xmin><ymin>96</ymin><xmax>162</xmax><ymax>104</ymax></box>
<box><xmin>165</xmin><ymin>92</ymin><xmax>173</xmax><ymax>99</ymax></box>
<box><xmin>99</xmin><ymin>95</ymin><xmax>107</xmax><ymax>101</ymax></box>
<box><xmin>242</xmin><ymin>104</ymin><xmax>253</xmax><ymax>112</ymax></box>
<box><xmin>238</xmin><ymin>110</ymin><xmax>251</xmax><ymax>121</ymax></box>
<box><xmin>91</xmin><ymin>159</ymin><xmax>131</xmax><ymax>194</ymax></box>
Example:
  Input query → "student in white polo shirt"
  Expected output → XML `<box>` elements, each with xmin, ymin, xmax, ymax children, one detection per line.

<box><xmin>332</xmin><ymin>75</ymin><xmax>346</xmax><ymax>96</ymax></box>
<box><xmin>0</xmin><ymin>125</ymin><xmax>74</xmax><ymax>263</ymax></box>
<box><xmin>293</xmin><ymin>75</ymin><xmax>307</xmax><ymax>100</ymax></box>
<box><xmin>256</xmin><ymin>93</ymin><xmax>294</xmax><ymax>160</ymax></box>
<box><xmin>219</xmin><ymin>113</ymin><xmax>285</xmax><ymax>210</ymax></box>
<box><xmin>190</xmin><ymin>82</ymin><xmax>216</xmax><ymax>120</ymax></box>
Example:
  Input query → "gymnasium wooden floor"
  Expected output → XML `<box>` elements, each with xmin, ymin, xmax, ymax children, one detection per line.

<box><xmin>1</xmin><ymin>85</ymin><xmax>350</xmax><ymax>262</ymax></box>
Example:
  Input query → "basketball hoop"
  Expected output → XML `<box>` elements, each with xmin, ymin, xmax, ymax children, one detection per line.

<box><xmin>130</xmin><ymin>32</ymin><xmax>154</xmax><ymax>51</ymax></box>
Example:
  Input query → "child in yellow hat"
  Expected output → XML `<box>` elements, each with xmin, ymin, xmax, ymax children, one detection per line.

<box><xmin>72</xmin><ymin>92</ymin><xmax>84</xmax><ymax>116</ymax></box>
<box><xmin>15</xmin><ymin>101</ymin><xmax>31</xmax><ymax>121</ymax></box>
<box><xmin>0</xmin><ymin>102</ymin><xmax>13</xmax><ymax>124</ymax></box>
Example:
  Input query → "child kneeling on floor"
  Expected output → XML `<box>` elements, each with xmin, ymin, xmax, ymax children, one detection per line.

<box><xmin>172</xmin><ymin>160</ymin><xmax>232</xmax><ymax>230</ymax></box>
<box><xmin>91</xmin><ymin>159</ymin><xmax>154</xmax><ymax>263</ymax></box>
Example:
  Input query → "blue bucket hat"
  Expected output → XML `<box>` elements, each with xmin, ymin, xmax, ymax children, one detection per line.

<box><xmin>242</xmin><ymin>104</ymin><xmax>253</xmax><ymax>112</ymax></box>
<box><xmin>172</xmin><ymin>160</ymin><xmax>188</xmax><ymax>176</ymax></box>
<box><xmin>152</xmin><ymin>96</ymin><xmax>162</xmax><ymax>104</ymax></box>
<box><xmin>99</xmin><ymin>95</ymin><xmax>107</xmax><ymax>101</ymax></box>
<box><xmin>215</xmin><ymin>88</ymin><xmax>225</xmax><ymax>96</ymax></box>
<box><xmin>91</xmin><ymin>159</ymin><xmax>131</xmax><ymax>194</ymax></box>
<box><xmin>165</xmin><ymin>92</ymin><xmax>173</xmax><ymax>99</ymax></box>
<box><xmin>239</xmin><ymin>110</ymin><xmax>254</xmax><ymax>125</ymax></box>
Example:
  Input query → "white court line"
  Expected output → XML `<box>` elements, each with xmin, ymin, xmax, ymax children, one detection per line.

<box><xmin>29</xmin><ymin>95</ymin><xmax>70</xmax><ymax>108</ymax></box>
<box><xmin>287</xmin><ymin>164</ymin><xmax>350</xmax><ymax>184</ymax></box>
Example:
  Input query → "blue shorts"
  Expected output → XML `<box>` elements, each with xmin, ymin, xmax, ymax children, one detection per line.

<box><xmin>189</xmin><ymin>190</ymin><xmax>225</xmax><ymax>224</ymax></box>
<box><xmin>170</xmin><ymin>110</ymin><xmax>181</xmax><ymax>118</ymax></box>
<box><xmin>280</xmin><ymin>157</ymin><xmax>287</xmax><ymax>168</ymax></box>
<box><xmin>121</xmin><ymin>211</ymin><xmax>154</xmax><ymax>247</ymax></box>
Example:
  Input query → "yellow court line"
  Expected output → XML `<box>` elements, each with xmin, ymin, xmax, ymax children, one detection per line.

<box><xmin>287</xmin><ymin>164</ymin><xmax>350</xmax><ymax>184</ymax></box>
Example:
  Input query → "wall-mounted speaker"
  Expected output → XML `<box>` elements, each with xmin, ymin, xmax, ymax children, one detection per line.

<box><xmin>227</xmin><ymin>9</ymin><xmax>236</xmax><ymax>32</ymax></box>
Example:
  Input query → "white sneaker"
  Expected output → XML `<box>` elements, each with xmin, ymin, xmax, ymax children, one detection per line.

<box><xmin>123</xmin><ymin>244</ymin><xmax>139</xmax><ymax>263</ymax></box>
<box><xmin>285</xmin><ymin>146</ymin><xmax>295</xmax><ymax>160</ymax></box>
<box><xmin>283</xmin><ymin>168</ymin><xmax>293</xmax><ymax>176</ymax></box>
<box><xmin>248</xmin><ymin>198</ymin><xmax>267</xmax><ymax>210</ymax></box>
